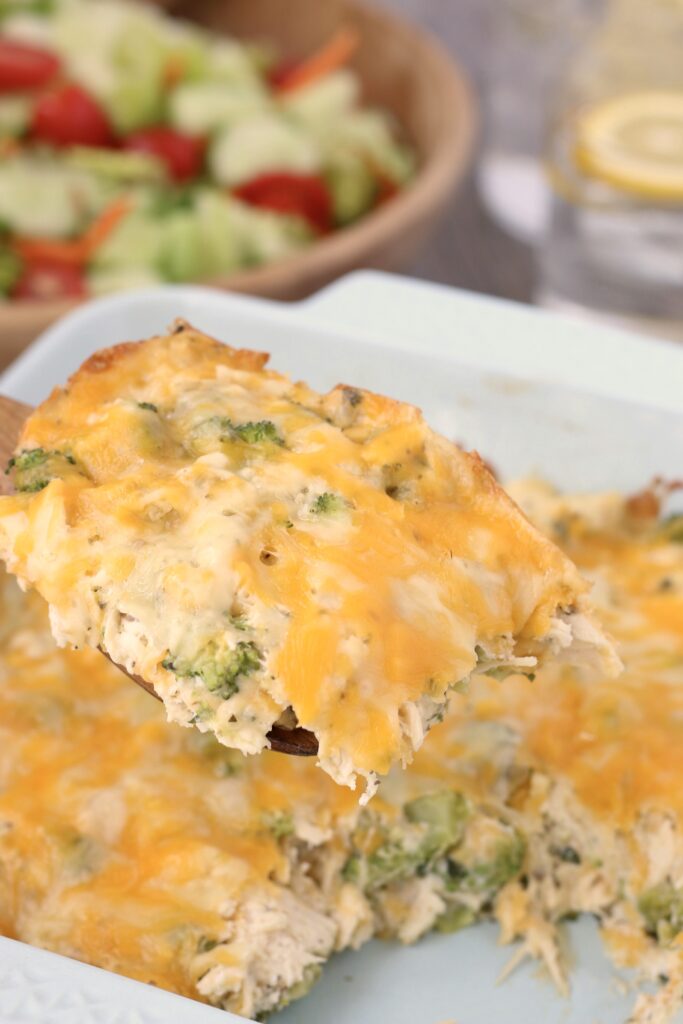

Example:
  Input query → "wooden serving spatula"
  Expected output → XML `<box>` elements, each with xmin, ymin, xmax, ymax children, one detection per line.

<box><xmin>0</xmin><ymin>394</ymin><xmax>318</xmax><ymax>756</ymax></box>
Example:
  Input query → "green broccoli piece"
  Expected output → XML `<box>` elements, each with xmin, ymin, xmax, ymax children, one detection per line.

<box><xmin>551</xmin><ymin>844</ymin><xmax>581</xmax><ymax>864</ymax></box>
<box><xmin>639</xmin><ymin>883</ymin><xmax>683</xmax><ymax>944</ymax></box>
<box><xmin>190</xmin><ymin>416</ymin><xmax>283</xmax><ymax>451</ymax></box>
<box><xmin>434</xmin><ymin>904</ymin><xmax>477</xmax><ymax>934</ymax></box>
<box><xmin>346</xmin><ymin>791</ymin><xmax>469</xmax><ymax>892</ymax></box>
<box><xmin>342</xmin><ymin>852</ymin><xmax>363</xmax><ymax>884</ymax></box>
<box><xmin>196</xmin><ymin>935</ymin><xmax>219</xmax><ymax>954</ymax></box>
<box><xmin>275</xmin><ymin>964</ymin><xmax>322</xmax><ymax>1013</ymax></box>
<box><xmin>662</xmin><ymin>514</ymin><xmax>683</xmax><ymax>544</ymax></box>
<box><xmin>444</xmin><ymin>832</ymin><xmax>526</xmax><ymax>895</ymax></box>
<box><xmin>366</xmin><ymin>837</ymin><xmax>423</xmax><ymax>889</ymax></box>
<box><xmin>404</xmin><ymin>790</ymin><xmax>469</xmax><ymax>856</ymax></box>
<box><xmin>262</xmin><ymin>810</ymin><xmax>295</xmax><ymax>840</ymax></box>
<box><xmin>228</xmin><ymin>613</ymin><xmax>249</xmax><ymax>631</ymax></box>
<box><xmin>232</xmin><ymin>420</ymin><xmax>282</xmax><ymax>445</ymax></box>
<box><xmin>310</xmin><ymin>492</ymin><xmax>349</xmax><ymax>515</ymax></box>
<box><xmin>163</xmin><ymin>639</ymin><xmax>261</xmax><ymax>699</ymax></box>
<box><xmin>137</xmin><ymin>402</ymin><xmax>158</xmax><ymax>413</ymax></box>
<box><xmin>6</xmin><ymin>448</ymin><xmax>78</xmax><ymax>493</ymax></box>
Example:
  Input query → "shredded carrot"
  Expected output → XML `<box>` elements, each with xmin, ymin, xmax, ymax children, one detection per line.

<box><xmin>0</xmin><ymin>137</ymin><xmax>21</xmax><ymax>159</ymax></box>
<box><xmin>82</xmin><ymin>195</ymin><xmax>132</xmax><ymax>252</ymax></box>
<box><xmin>163</xmin><ymin>53</ymin><xmax>186</xmax><ymax>90</ymax></box>
<box><xmin>14</xmin><ymin>196</ymin><xmax>132</xmax><ymax>267</ymax></box>
<box><xmin>274</xmin><ymin>26</ymin><xmax>359</xmax><ymax>93</ymax></box>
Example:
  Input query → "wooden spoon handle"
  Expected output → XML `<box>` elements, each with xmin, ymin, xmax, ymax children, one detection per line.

<box><xmin>0</xmin><ymin>395</ymin><xmax>32</xmax><ymax>497</ymax></box>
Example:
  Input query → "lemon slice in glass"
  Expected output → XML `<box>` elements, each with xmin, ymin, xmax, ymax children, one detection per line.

<box><xmin>575</xmin><ymin>90</ymin><xmax>683</xmax><ymax>202</ymax></box>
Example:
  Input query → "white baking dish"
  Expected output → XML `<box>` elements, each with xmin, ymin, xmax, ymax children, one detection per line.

<box><xmin>1</xmin><ymin>271</ymin><xmax>682</xmax><ymax>1024</ymax></box>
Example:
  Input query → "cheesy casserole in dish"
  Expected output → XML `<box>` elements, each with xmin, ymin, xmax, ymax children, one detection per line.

<box><xmin>0</xmin><ymin>482</ymin><xmax>680</xmax><ymax>1021</ymax></box>
<box><xmin>0</xmin><ymin>324</ymin><xmax>616</xmax><ymax>798</ymax></box>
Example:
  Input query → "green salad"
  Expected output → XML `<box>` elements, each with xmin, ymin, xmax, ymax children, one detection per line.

<box><xmin>0</xmin><ymin>0</ymin><xmax>414</xmax><ymax>301</ymax></box>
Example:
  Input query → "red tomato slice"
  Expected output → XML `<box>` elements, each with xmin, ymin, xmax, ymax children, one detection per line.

<box><xmin>31</xmin><ymin>84</ymin><xmax>115</xmax><ymax>148</ymax></box>
<box><xmin>11</xmin><ymin>261</ymin><xmax>86</xmax><ymax>301</ymax></box>
<box><xmin>233</xmin><ymin>173</ymin><xmax>333</xmax><ymax>234</ymax></box>
<box><xmin>123</xmin><ymin>126</ymin><xmax>205</xmax><ymax>183</ymax></box>
<box><xmin>0</xmin><ymin>37</ymin><xmax>61</xmax><ymax>92</ymax></box>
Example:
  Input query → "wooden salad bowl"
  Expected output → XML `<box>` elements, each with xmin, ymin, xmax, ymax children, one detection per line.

<box><xmin>0</xmin><ymin>0</ymin><xmax>476</xmax><ymax>368</ymax></box>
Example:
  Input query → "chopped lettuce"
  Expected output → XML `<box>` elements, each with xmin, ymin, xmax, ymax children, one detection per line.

<box><xmin>87</xmin><ymin>265</ymin><xmax>164</xmax><ymax>297</ymax></box>
<box><xmin>0</xmin><ymin>245</ymin><xmax>22</xmax><ymax>297</ymax></box>
<box><xmin>279</xmin><ymin>70</ymin><xmax>359</xmax><ymax>128</ymax></box>
<box><xmin>209</xmin><ymin>114</ymin><xmax>321</xmax><ymax>187</ymax></box>
<box><xmin>325</xmin><ymin>151</ymin><xmax>377</xmax><ymax>226</ymax></box>
<box><xmin>64</xmin><ymin>147</ymin><xmax>165</xmax><ymax>183</ymax></box>
<box><xmin>169</xmin><ymin>81</ymin><xmax>269</xmax><ymax>135</ymax></box>
<box><xmin>0</xmin><ymin>0</ymin><xmax>413</xmax><ymax>299</ymax></box>
<box><xmin>0</xmin><ymin>157</ymin><xmax>113</xmax><ymax>239</ymax></box>
<box><xmin>90</xmin><ymin>206</ymin><xmax>163</xmax><ymax>275</ymax></box>
<box><xmin>0</xmin><ymin>94</ymin><xmax>31</xmax><ymax>137</ymax></box>
<box><xmin>158</xmin><ymin>211</ymin><xmax>205</xmax><ymax>283</ymax></box>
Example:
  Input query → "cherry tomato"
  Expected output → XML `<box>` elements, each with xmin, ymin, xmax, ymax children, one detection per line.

<box><xmin>11</xmin><ymin>261</ymin><xmax>86</xmax><ymax>301</ymax></box>
<box><xmin>0</xmin><ymin>37</ymin><xmax>61</xmax><ymax>92</ymax></box>
<box><xmin>233</xmin><ymin>172</ymin><xmax>333</xmax><ymax>234</ymax></box>
<box><xmin>31</xmin><ymin>84</ymin><xmax>115</xmax><ymax>148</ymax></box>
<box><xmin>123</xmin><ymin>126</ymin><xmax>205</xmax><ymax>183</ymax></box>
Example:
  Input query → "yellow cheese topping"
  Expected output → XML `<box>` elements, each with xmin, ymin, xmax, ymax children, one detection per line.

<box><xmin>0</xmin><ymin>325</ymin><xmax>614</xmax><ymax>795</ymax></box>
<box><xmin>0</xmin><ymin>573</ymin><xmax>357</xmax><ymax>1012</ymax></box>
<box><xmin>0</xmin><ymin>485</ymin><xmax>680</xmax><ymax>1020</ymax></box>
<box><xmin>410</xmin><ymin>485</ymin><xmax>683</xmax><ymax>827</ymax></box>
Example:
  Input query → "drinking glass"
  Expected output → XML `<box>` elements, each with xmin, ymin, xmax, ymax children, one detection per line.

<box><xmin>477</xmin><ymin>0</ymin><xmax>597</xmax><ymax>243</ymax></box>
<box><xmin>536</xmin><ymin>0</ymin><xmax>683</xmax><ymax>338</ymax></box>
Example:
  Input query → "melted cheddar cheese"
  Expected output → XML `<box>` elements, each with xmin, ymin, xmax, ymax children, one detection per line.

<box><xmin>0</xmin><ymin>484</ymin><xmax>681</xmax><ymax>1022</ymax></box>
<box><xmin>0</xmin><ymin>324</ymin><xmax>616</xmax><ymax>797</ymax></box>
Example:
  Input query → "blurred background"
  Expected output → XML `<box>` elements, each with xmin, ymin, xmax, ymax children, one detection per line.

<box><xmin>384</xmin><ymin>0</ymin><xmax>683</xmax><ymax>340</ymax></box>
<box><xmin>1</xmin><ymin>0</ymin><xmax>682</xmax><ymax>356</ymax></box>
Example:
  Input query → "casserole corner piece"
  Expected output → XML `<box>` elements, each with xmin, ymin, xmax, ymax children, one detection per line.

<box><xmin>0</xmin><ymin>321</ymin><xmax>620</xmax><ymax>799</ymax></box>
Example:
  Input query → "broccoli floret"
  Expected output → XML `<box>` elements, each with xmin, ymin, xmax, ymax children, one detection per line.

<box><xmin>662</xmin><ymin>514</ymin><xmax>683</xmax><ymax>544</ymax></box>
<box><xmin>163</xmin><ymin>639</ymin><xmax>261</xmax><ymax>699</ymax></box>
<box><xmin>342</xmin><ymin>852</ymin><xmax>363</xmax><ymax>884</ymax></box>
<box><xmin>434</xmin><ymin>904</ymin><xmax>477</xmax><ymax>934</ymax></box>
<box><xmin>196</xmin><ymin>935</ymin><xmax>219</xmax><ymax>954</ymax></box>
<box><xmin>232</xmin><ymin>420</ymin><xmax>282</xmax><ymax>445</ymax></box>
<box><xmin>310</xmin><ymin>492</ymin><xmax>348</xmax><ymax>515</ymax></box>
<box><xmin>346</xmin><ymin>790</ymin><xmax>469</xmax><ymax>892</ymax></box>
<box><xmin>444</xmin><ymin>832</ymin><xmax>526</xmax><ymax>895</ymax></box>
<box><xmin>191</xmin><ymin>415</ymin><xmax>283</xmax><ymax>450</ymax></box>
<box><xmin>343</xmin><ymin>831</ymin><xmax>427</xmax><ymax>891</ymax></box>
<box><xmin>228</xmin><ymin>613</ymin><xmax>249</xmax><ymax>631</ymax></box>
<box><xmin>551</xmin><ymin>844</ymin><xmax>581</xmax><ymax>865</ymax></box>
<box><xmin>366</xmin><ymin>837</ymin><xmax>422</xmax><ymax>889</ymax></box>
<box><xmin>404</xmin><ymin>790</ymin><xmax>469</xmax><ymax>856</ymax></box>
<box><xmin>262</xmin><ymin>810</ymin><xmax>295</xmax><ymax>840</ymax></box>
<box><xmin>275</xmin><ymin>965</ymin><xmax>322</xmax><ymax>1013</ymax></box>
<box><xmin>639</xmin><ymin>883</ymin><xmax>683</xmax><ymax>944</ymax></box>
<box><xmin>6</xmin><ymin>448</ymin><xmax>77</xmax><ymax>493</ymax></box>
